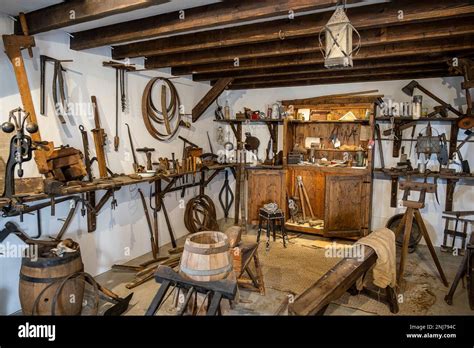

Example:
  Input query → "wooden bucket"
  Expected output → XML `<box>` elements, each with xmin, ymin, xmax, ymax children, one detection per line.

<box><xmin>179</xmin><ymin>231</ymin><xmax>233</xmax><ymax>282</ymax></box>
<box><xmin>19</xmin><ymin>247</ymin><xmax>85</xmax><ymax>315</ymax></box>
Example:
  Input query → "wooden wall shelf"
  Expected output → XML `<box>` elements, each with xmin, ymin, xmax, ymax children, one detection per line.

<box><xmin>214</xmin><ymin>119</ymin><xmax>283</xmax><ymax>124</ymax></box>
<box><xmin>375</xmin><ymin>116</ymin><xmax>458</xmax><ymax>122</ymax></box>
<box><xmin>0</xmin><ymin>164</ymin><xmax>235</xmax><ymax>211</ymax></box>
<box><xmin>287</xmin><ymin>119</ymin><xmax>370</xmax><ymax>124</ymax></box>
<box><xmin>286</xmin><ymin>164</ymin><xmax>369</xmax><ymax>175</ymax></box>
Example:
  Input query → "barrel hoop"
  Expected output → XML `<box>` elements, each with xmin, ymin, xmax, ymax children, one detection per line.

<box><xmin>180</xmin><ymin>263</ymin><xmax>232</xmax><ymax>277</ymax></box>
<box><xmin>184</xmin><ymin>244</ymin><xmax>229</xmax><ymax>255</ymax></box>
<box><xmin>20</xmin><ymin>267</ymin><xmax>84</xmax><ymax>283</ymax></box>
<box><xmin>22</xmin><ymin>252</ymin><xmax>81</xmax><ymax>268</ymax></box>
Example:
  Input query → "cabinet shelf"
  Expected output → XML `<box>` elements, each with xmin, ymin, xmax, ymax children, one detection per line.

<box><xmin>310</xmin><ymin>148</ymin><xmax>366</xmax><ymax>152</ymax></box>
<box><xmin>288</xmin><ymin>119</ymin><xmax>369</xmax><ymax>124</ymax></box>
<box><xmin>375</xmin><ymin>116</ymin><xmax>458</xmax><ymax>123</ymax></box>
<box><xmin>214</xmin><ymin>119</ymin><xmax>283</xmax><ymax>124</ymax></box>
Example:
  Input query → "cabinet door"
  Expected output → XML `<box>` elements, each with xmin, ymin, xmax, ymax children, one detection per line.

<box><xmin>247</xmin><ymin>169</ymin><xmax>286</xmax><ymax>225</ymax></box>
<box><xmin>324</xmin><ymin>174</ymin><xmax>369</xmax><ymax>238</ymax></box>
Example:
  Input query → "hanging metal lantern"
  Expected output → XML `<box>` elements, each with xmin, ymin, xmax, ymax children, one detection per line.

<box><xmin>319</xmin><ymin>6</ymin><xmax>361</xmax><ymax>69</ymax></box>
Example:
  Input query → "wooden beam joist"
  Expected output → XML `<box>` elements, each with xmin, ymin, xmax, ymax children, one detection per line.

<box><xmin>192</xmin><ymin>55</ymin><xmax>457</xmax><ymax>81</ymax></box>
<box><xmin>70</xmin><ymin>0</ymin><xmax>355</xmax><ymax>51</ymax></box>
<box><xmin>115</xmin><ymin>0</ymin><xmax>474</xmax><ymax>60</ymax></box>
<box><xmin>220</xmin><ymin>64</ymin><xmax>449</xmax><ymax>87</ymax></box>
<box><xmin>192</xmin><ymin>78</ymin><xmax>234</xmax><ymax>122</ymax></box>
<box><xmin>228</xmin><ymin>71</ymin><xmax>454</xmax><ymax>90</ymax></box>
<box><xmin>17</xmin><ymin>0</ymin><xmax>165</xmax><ymax>35</ymax></box>
<box><xmin>144</xmin><ymin>17</ymin><xmax>474</xmax><ymax>68</ymax></box>
<box><xmin>171</xmin><ymin>36</ymin><xmax>474</xmax><ymax>75</ymax></box>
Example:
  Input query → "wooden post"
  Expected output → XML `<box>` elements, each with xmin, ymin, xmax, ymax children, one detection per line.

<box><xmin>234</xmin><ymin>123</ymin><xmax>243</xmax><ymax>225</ymax></box>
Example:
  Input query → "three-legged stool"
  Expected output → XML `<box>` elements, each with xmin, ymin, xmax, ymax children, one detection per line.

<box><xmin>257</xmin><ymin>208</ymin><xmax>287</xmax><ymax>249</ymax></box>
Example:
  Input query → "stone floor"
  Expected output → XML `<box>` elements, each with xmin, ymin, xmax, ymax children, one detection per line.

<box><xmin>94</xmin><ymin>224</ymin><xmax>473</xmax><ymax>316</ymax></box>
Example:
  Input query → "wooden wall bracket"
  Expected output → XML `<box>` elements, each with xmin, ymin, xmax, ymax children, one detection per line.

<box><xmin>86</xmin><ymin>189</ymin><xmax>116</xmax><ymax>232</ymax></box>
<box><xmin>192</xmin><ymin>77</ymin><xmax>234</xmax><ymax>122</ymax></box>
<box><xmin>390</xmin><ymin>176</ymin><xmax>398</xmax><ymax>208</ymax></box>
<box><xmin>445</xmin><ymin>178</ymin><xmax>458</xmax><ymax>212</ymax></box>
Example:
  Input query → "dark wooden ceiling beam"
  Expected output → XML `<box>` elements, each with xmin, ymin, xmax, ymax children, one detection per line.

<box><xmin>192</xmin><ymin>56</ymin><xmax>455</xmax><ymax>81</ymax></box>
<box><xmin>171</xmin><ymin>37</ymin><xmax>474</xmax><ymax>75</ymax></box>
<box><xmin>228</xmin><ymin>71</ymin><xmax>454</xmax><ymax>90</ymax></box>
<box><xmin>222</xmin><ymin>64</ymin><xmax>448</xmax><ymax>86</ymax></box>
<box><xmin>71</xmin><ymin>0</ymin><xmax>355</xmax><ymax>51</ymax></box>
<box><xmin>114</xmin><ymin>0</ymin><xmax>474</xmax><ymax>59</ymax></box>
<box><xmin>144</xmin><ymin>18</ymin><xmax>474</xmax><ymax>68</ymax></box>
<box><xmin>16</xmin><ymin>0</ymin><xmax>165</xmax><ymax>35</ymax></box>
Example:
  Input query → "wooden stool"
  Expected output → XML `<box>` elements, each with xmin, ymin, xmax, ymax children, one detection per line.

<box><xmin>232</xmin><ymin>241</ymin><xmax>265</xmax><ymax>295</ymax></box>
<box><xmin>394</xmin><ymin>180</ymin><xmax>448</xmax><ymax>287</ymax></box>
<box><xmin>257</xmin><ymin>208</ymin><xmax>287</xmax><ymax>249</ymax></box>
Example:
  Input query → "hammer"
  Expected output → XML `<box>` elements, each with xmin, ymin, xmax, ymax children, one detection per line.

<box><xmin>136</xmin><ymin>147</ymin><xmax>155</xmax><ymax>170</ymax></box>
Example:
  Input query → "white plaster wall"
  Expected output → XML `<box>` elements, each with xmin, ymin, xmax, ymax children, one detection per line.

<box><xmin>220</xmin><ymin>77</ymin><xmax>473</xmax><ymax>248</ymax></box>
<box><xmin>0</xmin><ymin>14</ymin><xmax>221</xmax><ymax>314</ymax></box>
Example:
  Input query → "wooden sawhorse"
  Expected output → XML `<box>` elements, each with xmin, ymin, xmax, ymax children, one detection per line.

<box><xmin>394</xmin><ymin>180</ymin><xmax>448</xmax><ymax>287</ymax></box>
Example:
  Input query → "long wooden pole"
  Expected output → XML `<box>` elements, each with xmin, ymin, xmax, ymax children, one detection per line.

<box><xmin>2</xmin><ymin>34</ymin><xmax>50</xmax><ymax>174</ymax></box>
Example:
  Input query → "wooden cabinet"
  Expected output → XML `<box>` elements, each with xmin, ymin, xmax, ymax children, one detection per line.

<box><xmin>247</xmin><ymin>169</ymin><xmax>286</xmax><ymax>225</ymax></box>
<box><xmin>244</xmin><ymin>97</ymin><xmax>376</xmax><ymax>239</ymax></box>
<box><xmin>285</xmin><ymin>166</ymin><xmax>370</xmax><ymax>239</ymax></box>
<box><xmin>324</xmin><ymin>174</ymin><xmax>370</xmax><ymax>238</ymax></box>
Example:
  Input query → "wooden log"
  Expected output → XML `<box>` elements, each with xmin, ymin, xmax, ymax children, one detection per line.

<box><xmin>70</xmin><ymin>0</ymin><xmax>358</xmax><ymax>51</ymax></box>
<box><xmin>18</xmin><ymin>0</ymin><xmax>164</xmax><ymax>35</ymax></box>
<box><xmin>229</xmin><ymin>71</ymin><xmax>452</xmax><ymax>90</ymax></box>
<box><xmin>172</xmin><ymin>36</ymin><xmax>474</xmax><ymax>75</ymax></box>
<box><xmin>192</xmin><ymin>78</ymin><xmax>233</xmax><ymax>122</ymax></box>
<box><xmin>143</xmin><ymin>18</ymin><xmax>474</xmax><ymax>67</ymax></box>
<box><xmin>118</xmin><ymin>0</ymin><xmax>474</xmax><ymax>60</ymax></box>
<box><xmin>224</xmin><ymin>65</ymin><xmax>448</xmax><ymax>87</ymax></box>
<box><xmin>192</xmin><ymin>55</ymin><xmax>459</xmax><ymax>81</ymax></box>
<box><xmin>288</xmin><ymin>247</ymin><xmax>376</xmax><ymax>315</ymax></box>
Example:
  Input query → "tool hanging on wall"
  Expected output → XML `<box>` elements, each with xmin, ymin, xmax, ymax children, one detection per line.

<box><xmin>415</xmin><ymin>123</ymin><xmax>448</xmax><ymax>166</ymax></box>
<box><xmin>78</xmin><ymin>125</ymin><xmax>93</xmax><ymax>181</ymax></box>
<box><xmin>78</xmin><ymin>125</ymin><xmax>97</xmax><ymax>232</ymax></box>
<box><xmin>142</xmin><ymin>77</ymin><xmax>189</xmax><ymax>141</ymax></box>
<box><xmin>218</xmin><ymin>170</ymin><xmax>234</xmax><ymax>220</ymax></box>
<box><xmin>124</xmin><ymin>123</ymin><xmax>144</xmax><ymax>173</ymax></box>
<box><xmin>402</xmin><ymin>80</ymin><xmax>464</xmax><ymax>119</ymax></box>
<box><xmin>137</xmin><ymin>188</ymin><xmax>158</xmax><ymax>259</ymax></box>
<box><xmin>40</xmin><ymin>55</ymin><xmax>72</xmax><ymax>124</ymax></box>
<box><xmin>137</xmin><ymin>147</ymin><xmax>155</xmax><ymax>170</ymax></box>
<box><xmin>90</xmin><ymin>96</ymin><xmax>109</xmax><ymax>178</ymax></box>
<box><xmin>1</xmin><ymin>108</ymin><xmax>46</xmax><ymax>198</ymax></box>
<box><xmin>151</xmin><ymin>185</ymin><xmax>177</xmax><ymax>249</ymax></box>
<box><xmin>374</xmin><ymin>124</ymin><xmax>385</xmax><ymax>169</ymax></box>
<box><xmin>102</xmin><ymin>61</ymin><xmax>136</xmax><ymax>151</ymax></box>
<box><xmin>453</xmin><ymin>129</ymin><xmax>473</xmax><ymax>173</ymax></box>
<box><xmin>3</xmin><ymin>34</ymin><xmax>86</xmax><ymax>181</ymax></box>
<box><xmin>448</xmin><ymin>58</ymin><xmax>474</xmax><ymax>129</ymax></box>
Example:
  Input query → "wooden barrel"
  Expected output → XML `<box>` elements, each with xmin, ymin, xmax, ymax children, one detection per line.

<box><xmin>19</xmin><ymin>247</ymin><xmax>85</xmax><ymax>315</ymax></box>
<box><xmin>179</xmin><ymin>231</ymin><xmax>233</xmax><ymax>282</ymax></box>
